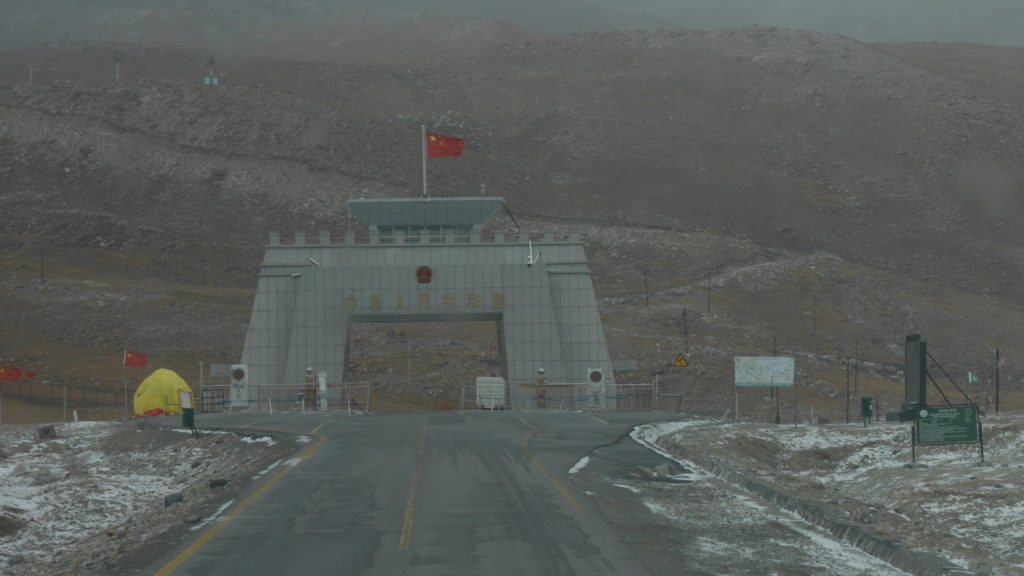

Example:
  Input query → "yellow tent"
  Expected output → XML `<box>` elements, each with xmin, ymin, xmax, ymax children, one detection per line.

<box><xmin>133</xmin><ymin>369</ymin><xmax>193</xmax><ymax>417</ymax></box>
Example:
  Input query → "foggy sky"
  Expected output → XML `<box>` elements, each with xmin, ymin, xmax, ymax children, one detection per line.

<box><xmin>1</xmin><ymin>0</ymin><xmax>1022</xmax><ymax>49</ymax></box>
<box><xmin>600</xmin><ymin>0</ymin><xmax>1024</xmax><ymax>46</ymax></box>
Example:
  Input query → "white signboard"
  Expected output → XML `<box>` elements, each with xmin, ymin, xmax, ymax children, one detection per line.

<box><xmin>734</xmin><ymin>356</ymin><xmax>795</xmax><ymax>387</ymax></box>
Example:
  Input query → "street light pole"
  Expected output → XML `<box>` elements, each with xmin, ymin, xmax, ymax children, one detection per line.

<box><xmin>845</xmin><ymin>360</ymin><xmax>850</xmax><ymax>424</ymax></box>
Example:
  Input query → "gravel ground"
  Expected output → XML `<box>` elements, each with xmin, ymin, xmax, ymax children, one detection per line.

<box><xmin>0</xmin><ymin>418</ymin><xmax>304</xmax><ymax>575</ymax></box>
<box><xmin>3</xmin><ymin>413</ymin><xmax>1021</xmax><ymax>575</ymax></box>
<box><xmin>626</xmin><ymin>415</ymin><xmax>1024</xmax><ymax>575</ymax></box>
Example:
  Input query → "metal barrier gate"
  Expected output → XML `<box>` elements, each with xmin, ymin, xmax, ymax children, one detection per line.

<box><xmin>246</xmin><ymin>384</ymin><xmax>372</xmax><ymax>413</ymax></box>
<box><xmin>198</xmin><ymin>384</ymin><xmax>231</xmax><ymax>413</ymax></box>
<box><xmin>460</xmin><ymin>383</ymin><xmax>656</xmax><ymax>412</ymax></box>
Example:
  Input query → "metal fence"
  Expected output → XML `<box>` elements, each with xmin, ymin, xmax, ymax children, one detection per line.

<box><xmin>197</xmin><ymin>384</ymin><xmax>231</xmax><ymax>413</ymax></box>
<box><xmin>460</xmin><ymin>383</ymin><xmax>657</xmax><ymax>412</ymax></box>
<box><xmin>244</xmin><ymin>384</ymin><xmax>372</xmax><ymax>414</ymax></box>
<box><xmin>328</xmin><ymin>385</ymin><xmax>371</xmax><ymax>414</ymax></box>
<box><xmin>608</xmin><ymin>384</ymin><xmax>656</xmax><ymax>411</ymax></box>
<box><xmin>0</xmin><ymin>380</ymin><xmax>126</xmax><ymax>410</ymax></box>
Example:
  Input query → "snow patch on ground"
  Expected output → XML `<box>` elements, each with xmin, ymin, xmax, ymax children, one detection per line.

<box><xmin>635</xmin><ymin>415</ymin><xmax>1024</xmax><ymax>575</ymax></box>
<box><xmin>189</xmin><ymin>499</ymin><xmax>235</xmax><ymax>531</ymax></box>
<box><xmin>253</xmin><ymin>459</ymin><xmax>283</xmax><ymax>480</ymax></box>
<box><xmin>612</xmin><ymin>483</ymin><xmax>640</xmax><ymax>494</ymax></box>
<box><xmin>568</xmin><ymin>455</ymin><xmax>590</xmax><ymax>474</ymax></box>
<box><xmin>242</xmin><ymin>435</ymin><xmax>276</xmax><ymax>446</ymax></box>
<box><xmin>0</xmin><ymin>419</ymin><xmax>297</xmax><ymax>575</ymax></box>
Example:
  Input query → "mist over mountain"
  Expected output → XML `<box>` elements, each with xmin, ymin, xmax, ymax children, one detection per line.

<box><xmin>2</xmin><ymin>2</ymin><xmax>1024</xmax><ymax>416</ymax></box>
<box><xmin>598</xmin><ymin>0</ymin><xmax>1024</xmax><ymax>46</ymax></box>
<box><xmin>2</xmin><ymin>0</ymin><xmax>1022</xmax><ymax>49</ymax></box>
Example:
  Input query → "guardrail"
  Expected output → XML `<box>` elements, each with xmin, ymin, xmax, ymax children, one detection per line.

<box><xmin>243</xmin><ymin>384</ymin><xmax>372</xmax><ymax>414</ymax></box>
<box><xmin>460</xmin><ymin>383</ymin><xmax>657</xmax><ymax>412</ymax></box>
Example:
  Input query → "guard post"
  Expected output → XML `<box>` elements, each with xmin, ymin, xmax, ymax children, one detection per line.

<box><xmin>180</xmin><ymin>390</ymin><xmax>198</xmax><ymax>436</ymax></box>
<box><xmin>861</xmin><ymin>397</ymin><xmax>874</xmax><ymax>427</ymax></box>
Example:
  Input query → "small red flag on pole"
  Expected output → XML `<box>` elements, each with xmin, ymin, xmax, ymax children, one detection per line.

<box><xmin>425</xmin><ymin>131</ymin><xmax>465</xmax><ymax>158</ymax></box>
<box><xmin>0</xmin><ymin>367</ymin><xmax>22</xmax><ymax>382</ymax></box>
<box><xmin>123</xmin><ymin>350</ymin><xmax>149</xmax><ymax>368</ymax></box>
<box><xmin>422</xmin><ymin>127</ymin><xmax>466</xmax><ymax>199</ymax></box>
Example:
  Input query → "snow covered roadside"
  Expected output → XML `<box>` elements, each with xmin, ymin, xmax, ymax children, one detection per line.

<box><xmin>624</xmin><ymin>419</ymin><xmax>912</xmax><ymax>576</ymax></box>
<box><xmin>636</xmin><ymin>415</ymin><xmax>1024</xmax><ymax>575</ymax></box>
<box><xmin>0</xmin><ymin>419</ymin><xmax>301</xmax><ymax>575</ymax></box>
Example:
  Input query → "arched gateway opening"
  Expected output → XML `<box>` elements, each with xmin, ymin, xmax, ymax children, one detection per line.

<box><xmin>235</xmin><ymin>197</ymin><xmax>615</xmax><ymax>411</ymax></box>
<box><xmin>344</xmin><ymin>320</ymin><xmax>502</xmax><ymax>410</ymax></box>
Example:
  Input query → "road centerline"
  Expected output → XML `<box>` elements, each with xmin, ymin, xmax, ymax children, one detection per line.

<box><xmin>153</xmin><ymin>418</ymin><xmax>332</xmax><ymax>576</ymax></box>
<box><xmin>521</xmin><ymin>430</ymin><xmax>584</xmax><ymax>516</ymax></box>
<box><xmin>398</xmin><ymin>414</ymin><xmax>429</xmax><ymax>550</ymax></box>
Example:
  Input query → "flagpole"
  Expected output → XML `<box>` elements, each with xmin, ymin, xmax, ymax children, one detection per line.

<box><xmin>421</xmin><ymin>125</ymin><xmax>428</xmax><ymax>199</ymax></box>
<box><xmin>122</xmin><ymin>350</ymin><xmax>127</xmax><ymax>419</ymax></box>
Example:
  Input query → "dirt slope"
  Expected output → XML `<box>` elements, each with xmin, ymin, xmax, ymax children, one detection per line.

<box><xmin>1</xmin><ymin>13</ymin><xmax>1023</xmax><ymax>419</ymax></box>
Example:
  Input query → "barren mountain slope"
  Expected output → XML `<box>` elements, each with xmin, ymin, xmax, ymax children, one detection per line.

<box><xmin>1</xmin><ymin>20</ymin><xmax>1023</xmax><ymax>417</ymax></box>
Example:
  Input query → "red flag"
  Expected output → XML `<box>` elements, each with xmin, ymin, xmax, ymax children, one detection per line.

<box><xmin>0</xmin><ymin>367</ymin><xmax>22</xmax><ymax>382</ymax></box>
<box><xmin>426</xmin><ymin>132</ymin><xmax>465</xmax><ymax>158</ymax></box>
<box><xmin>124</xmin><ymin>350</ymin><xmax>149</xmax><ymax>368</ymax></box>
<box><xmin>25</xmin><ymin>371</ymin><xmax>36</xmax><ymax>380</ymax></box>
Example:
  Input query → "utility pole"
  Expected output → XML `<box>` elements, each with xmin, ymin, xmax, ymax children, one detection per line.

<box><xmin>996</xmin><ymin>348</ymin><xmax>1000</xmax><ymax>413</ymax></box>
<box><xmin>28</xmin><ymin>64</ymin><xmax>33</xmax><ymax>84</ymax></box>
<box><xmin>812</xmin><ymin>295</ymin><xmax>817</xmax><ymax>338</ymax></box>
<box><xmin>682</xmin><ymin>307</ymin><xmax>688</xmax><ymax>353</ymax></box>
<box><xmin>774</xmin><ymin>336</ymin><xmax>781</xmax><ymax>423</ymax></box>
<box><xmin>643</xmin><ymin>270</ymin><xmax>649</xmax><ymax>309</ymax></box>
<box><xmin>113</xmin><ymin>48</ymin><xmax>121</xmax><ymax>84</ymax></box>
<box><xmin>706</xmin><ymin>271</ymin><xmax>711</xmax><ymax>314</ymax></box>
<box><xmin>845</xmin><ymin>358</ymin><xmax>850</xmax><ymax>423</ymax></box>
<box><xmin>854</xmin><ymin>341</ymin><xmax>859</xmax><ymax>396</ymax></box>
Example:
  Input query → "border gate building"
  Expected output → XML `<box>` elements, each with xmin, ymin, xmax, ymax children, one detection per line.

<box><xmin>235</xmin><ymin>197</ymin><xmax>616</xmax><ymax>409</ymax></box>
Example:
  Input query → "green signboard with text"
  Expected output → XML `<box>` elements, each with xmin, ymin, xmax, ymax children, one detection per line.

<box><xmin>914</xmin><ymin>405</ymin><xmax>979</xmax><ymax>445</ymax></box>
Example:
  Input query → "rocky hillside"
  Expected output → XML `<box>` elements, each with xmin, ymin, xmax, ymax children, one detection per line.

<box><xmin>1</xmin><ymin>10</ymin><xmax>1023</xmax><ymax>417</ymax></box>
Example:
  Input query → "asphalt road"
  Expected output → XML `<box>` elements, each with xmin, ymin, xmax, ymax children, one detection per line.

<box><xmin>146</xmin><ymin>410</ymin><xmax>672</xmax><ymax>576</ymax></box>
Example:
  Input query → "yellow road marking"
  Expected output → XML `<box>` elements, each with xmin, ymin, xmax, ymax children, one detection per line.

<box><xmin>153</xmin><ymin>419</ymin><xmax>332</xmax><ymax>576</ymax></box>
<box><xmin>515</xmin><ymin>413</ymin><xmax>537</xmax><ymax>431</ymax></box>
<box><xmin>520</xmin><ymin>426</ymin><xmax>583</xmax><ymax>516</ymax></box>
<box><xmin>242</xmin><ymin>417</ymin><xmax>272</xmax><ymax>429</ymax></box>
<box><xmin>399</xmin><ymin>414</ymin><xmax>429</xmax><ymax>550</ymax></box>
<box><xmin>518</xmin><ymin>414</ymin><xmax>651</xmax><ymax>576</ymax></box>
<box><xmin>588</xmin><ymin>414</ymin><xmax>609</xmax><ymax>425</ymax></box>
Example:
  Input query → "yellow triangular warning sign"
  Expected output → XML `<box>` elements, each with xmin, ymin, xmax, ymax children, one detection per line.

<box><xmin>674</xmin><ymin>353</ymin><xmax>688</xmax><ymax>367</ymax></box>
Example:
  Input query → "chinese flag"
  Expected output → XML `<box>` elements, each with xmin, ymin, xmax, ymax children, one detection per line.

<box><xmin>0</xmin><ymin>367</ymin><xmax>22</xmax><ymax>382</ymax></box>
<box><xmin>124</xmin><ymin>350</ymin><xmax>149</xmax><ymax>368</ymax></box>
<box><xmin>426</xmin><ymin>132</ymin><xmax>465</xmax><ymax>158</ymax></box>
